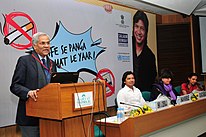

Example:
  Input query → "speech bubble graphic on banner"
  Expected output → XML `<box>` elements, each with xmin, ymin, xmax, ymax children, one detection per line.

<box><xmin>49</xmin><ymin>22</ymin><xmax>105</xmax><ymax>74</ymax></box>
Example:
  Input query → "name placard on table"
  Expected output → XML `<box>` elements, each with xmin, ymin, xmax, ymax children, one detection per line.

<box><xmin>176</xmin><ymin>94</ymin><xmax>191</xmax><ymax>105</ymax></box>
<box><xmin>156</xmin><ymin>99</ymin><xmax>169</xmax><ymax>109</ymax></box>
<box><xmin>149</xmin><ymin>98</ymin><xmax>170</xmax><ymax>111</ymax></box>
<box><xmin>199</xmin><ymin>91</ymin><xmax>206</xmax><ymax>99</ymax></box>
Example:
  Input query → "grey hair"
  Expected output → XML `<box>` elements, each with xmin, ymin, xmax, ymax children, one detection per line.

<box><xmin>32</xmin><ymin>32</ymin><xmax>50</xmax><ymax>46</ymax></box>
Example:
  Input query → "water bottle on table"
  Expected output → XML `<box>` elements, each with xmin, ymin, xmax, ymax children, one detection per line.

<box><xmin>117</xmin><ymin>108</ymin><xmax>125</xmax><ymax>123</ymax></box>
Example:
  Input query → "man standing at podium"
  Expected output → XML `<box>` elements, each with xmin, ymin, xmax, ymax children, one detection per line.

<box><xmin>10</xmin><ymin>32</ymin><xmax>57</xmax><ymax>137</ymax></box>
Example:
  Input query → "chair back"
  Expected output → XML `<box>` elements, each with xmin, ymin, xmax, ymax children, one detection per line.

<box><xmin>142</xmin><ymin>91</ymin><xmax>151</xmax><ymax>101</ymax></box>
<box><xmin>114</xmin><ymin>98</ymin><xmax>118</xmax><ymax>111</ymax></box>
<box><xmin>174</xmin><ymin>86</ymin><xmax>181</xmax><ymax>95</ymax></box>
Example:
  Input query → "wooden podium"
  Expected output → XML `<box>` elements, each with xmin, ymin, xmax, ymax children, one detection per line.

<box><xmin>26</xmin><ymin>81</ymin><xmax>106</xmax><ymax>137</ymax></box>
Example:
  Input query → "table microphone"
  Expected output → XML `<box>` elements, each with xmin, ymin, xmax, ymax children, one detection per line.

<box><xmin>156</xmin><ymin>88</ymin><xmax>176</xmax><ymax>106</ymax></box>
<box><xmin>120</xmin><ymin>102</ymin><xmax>145</xmax><ymax>114</ymax></box>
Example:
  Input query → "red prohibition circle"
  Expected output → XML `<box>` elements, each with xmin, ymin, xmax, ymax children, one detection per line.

<box><xmin>3</xmin><ymin>12</ymin><xmax>37</xmax><ymax>50</ymax></box>
<box><xmin>96</xmin><ymin>68</ymin><xmax>115</xmax><ymax>97</ymax></box>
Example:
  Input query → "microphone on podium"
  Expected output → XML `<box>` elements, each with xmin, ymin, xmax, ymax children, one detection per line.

<box><xmin>120</xmin><ymin>102</ymin><xmax>145</xmax><ymax>114</ymax></box>
<box><xmin>56</xmin><ymin>64</ymin><xmax>69</xmax><ymax>72</ymax></box>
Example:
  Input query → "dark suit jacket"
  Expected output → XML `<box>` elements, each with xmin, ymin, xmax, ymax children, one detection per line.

<box><xmin>10</xmin><ymin>51</ymin><xmax>57</xmax><ymax>126</ymax></box>
<box><xmin>133</xmin><ymin>44</ymin><xmax>157</xmax><ymax>91</ymax></box>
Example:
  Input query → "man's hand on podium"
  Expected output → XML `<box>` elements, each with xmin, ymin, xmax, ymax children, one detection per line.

<box><xmin>28</xmin><ymin>89</ymin><xmax>39</xmax><ymax>101</ymax></box>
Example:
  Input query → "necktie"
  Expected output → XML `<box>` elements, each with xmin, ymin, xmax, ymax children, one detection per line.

<box><xmin>41</xmin><ymin>59</ymin><xmax>50</xmax><ymax>83</ymax></box>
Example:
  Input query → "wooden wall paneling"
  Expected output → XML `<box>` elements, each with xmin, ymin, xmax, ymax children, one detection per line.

<box><xmin>157</xmin><ymin>14</ymin><xmax>190</xmax><ymax>24</ymax></box>
<box><xmin>157</xmin><ymin>23</ymin><xmax>193</xmax><ymax>86</ymax></box>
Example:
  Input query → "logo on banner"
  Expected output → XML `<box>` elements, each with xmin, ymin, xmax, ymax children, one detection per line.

<box><xmin>116</xmin><ymin>14</ymin><xmax>129</xmax><ymax>28</ymax></box>
<box><xmin>121</xmin><ymin>15</ymin><xmax>124</xmax><ymax>24</ymax></box>
<box><xmin>117</xmin><ymin>52</ymin><xmax>130</xmax><ymax>62</ymax></box>
<box><xmin>118</xmin><ymin>33</ymin><xmax>128</xmax><ymax>47</ymax></box>
<box><xmin>103</xmin><ymin>4</ymin><xmax>113</xmax><ymax>14</ymax></box>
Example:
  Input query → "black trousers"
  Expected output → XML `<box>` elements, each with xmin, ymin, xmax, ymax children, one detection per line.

<box><xmin>19</xmin><ymin>125</ymin><xmax>40</xmax><ymax>137</ymax></box>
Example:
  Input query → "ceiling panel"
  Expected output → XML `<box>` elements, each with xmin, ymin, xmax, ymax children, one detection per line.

<box><xmin>101</xmin><ymin>0</ymin><xmax>206</xmax><ymax>16</ymax></box>
<box><xmin>141</xmin><ymin>0</ymin><xmax>201</xmax><ymax>15</ymax></box>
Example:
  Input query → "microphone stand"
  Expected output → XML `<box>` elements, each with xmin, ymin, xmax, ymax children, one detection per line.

<box><xmin>57</xmin><ymin>64</ymin><xmax>68</xmax><ymax>72</ymax></box>
<box><xmin>120</xmin><ymin>102</ymin><xmax>145</xmax><ymax>114</ymax></box>
<box><xmin>156</xmin><ymin>88</ymin><xmax>176</xmax><ymax>106</ymax></box>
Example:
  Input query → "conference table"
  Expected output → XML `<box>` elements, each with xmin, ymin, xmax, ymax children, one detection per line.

<box><xmin>96</xmin><ymin>98</ymin><xmax>206</xmax><ymax>137</ymax></box>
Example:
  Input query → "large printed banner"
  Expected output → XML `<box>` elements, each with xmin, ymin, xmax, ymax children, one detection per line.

<box><xmin>0</xmin><ymin>0</ymin><xmax>132</xmax><ymax>127</ymax></box>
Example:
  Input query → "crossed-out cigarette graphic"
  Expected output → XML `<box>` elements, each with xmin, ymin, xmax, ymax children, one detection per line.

<box><xmin>4</xmin><ymin>22</ymin><xmax>34</xmax><ymax>45</ymax></box>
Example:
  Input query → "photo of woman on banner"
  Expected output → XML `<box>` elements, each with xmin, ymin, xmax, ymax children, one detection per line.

<box><xmin>132</xmin><ymin>10</ymin><xmax>157</xmax><ymax>91</ymax></box>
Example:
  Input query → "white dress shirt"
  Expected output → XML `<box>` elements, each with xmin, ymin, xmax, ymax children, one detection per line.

<box><xmin>117</xmin><ymin>85</ymin><xmax>146</xmax><ymax>111</ymax></box>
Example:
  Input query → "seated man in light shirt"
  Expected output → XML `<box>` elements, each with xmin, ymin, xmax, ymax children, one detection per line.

<box><xmin>117</xmin><ymin>71</ymin><xmax>146</xmax><ymax>111</ymax></box>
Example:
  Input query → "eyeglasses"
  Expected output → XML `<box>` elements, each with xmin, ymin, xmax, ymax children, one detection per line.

<box><xmin>38</xmin><ymin>41</ymin><xmax>50</xmax><ymax>45</ymax></box>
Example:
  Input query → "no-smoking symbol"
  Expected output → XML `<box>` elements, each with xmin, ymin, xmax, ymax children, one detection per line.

<box><xmin>96</xmin><ymin>68</ymin><xmax>115</xmax><ymax>97</ymax></box>
<box><xmin>3</xmin><ymin>12</ymin><xmax>37</xmax><ymax>50</ymax></box>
